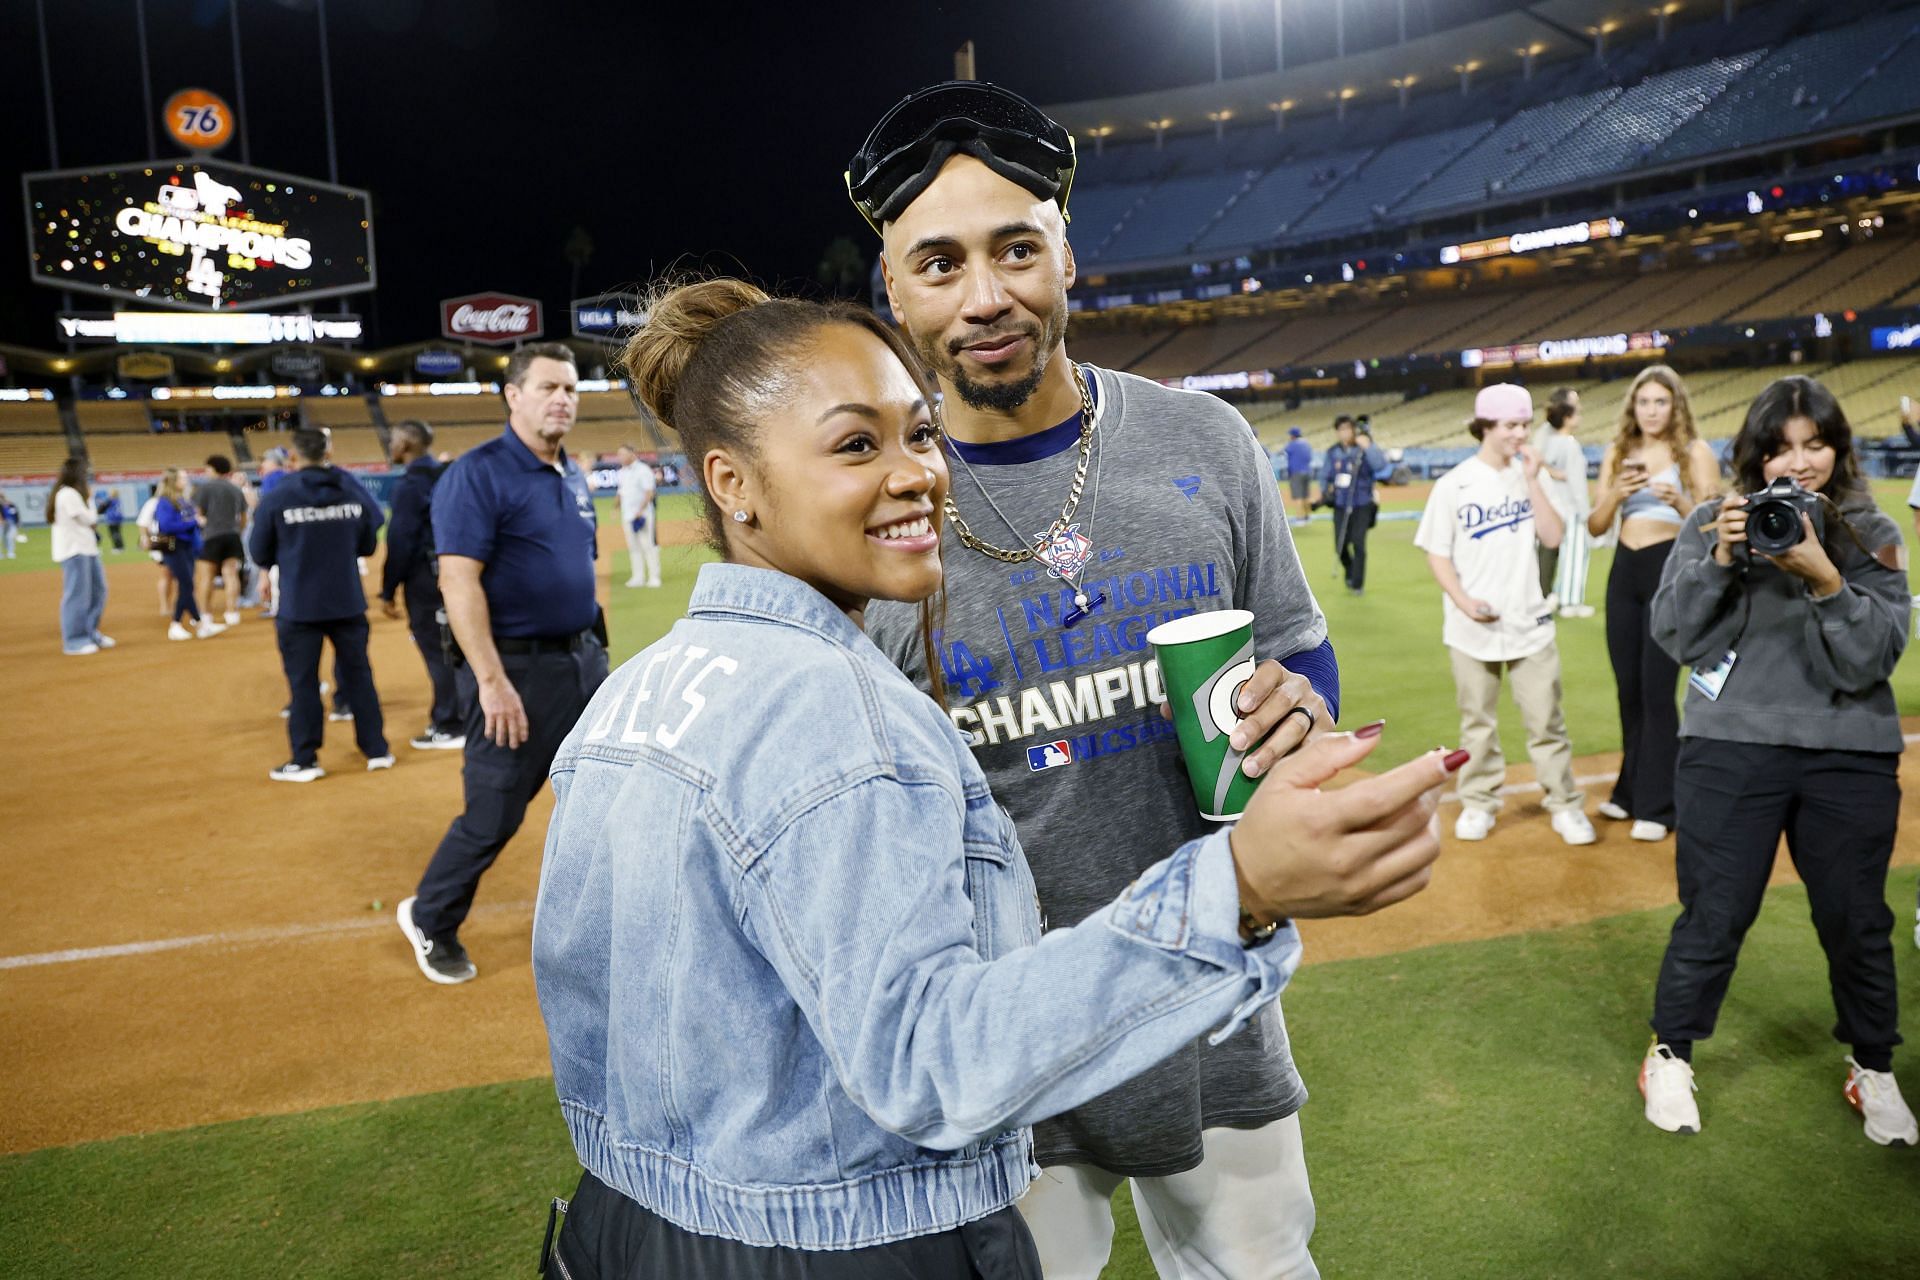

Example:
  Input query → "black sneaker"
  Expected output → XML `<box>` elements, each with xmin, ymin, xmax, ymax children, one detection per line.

<box><xmin>409</xmin><ymin>729</ymin><xmax>466</xmax><ymax>751</ymax></box>
<box><xmin>268</xmin><ymin>760</ymin><xmax>325</xmax><ymax>783</ymax></box>
<box><xmin>395</xmin><ymin>895</ymin><xmax>477</xmax><ymax>985</ymax></box>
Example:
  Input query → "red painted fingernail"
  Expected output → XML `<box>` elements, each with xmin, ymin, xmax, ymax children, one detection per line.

<box><xmin>1354</xmin><ymin>719</ymin><xmax>1386</xmax><ymax>739</ymax></box>
<box><xmin>1442</xmin><ymin>748</ymin><xmax>1470</xmax><ymax>773</ymax></box>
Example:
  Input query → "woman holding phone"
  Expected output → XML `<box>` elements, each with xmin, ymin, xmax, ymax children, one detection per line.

<box><xmin>1586</xmin><ymin>366</ymin><xmax>1719</xmax><ymax>842</ymax></box>
<box><xmin>531</xmin><ymin>279</ymin><xmax>1460</xmax><ymax>1277</ymax></box>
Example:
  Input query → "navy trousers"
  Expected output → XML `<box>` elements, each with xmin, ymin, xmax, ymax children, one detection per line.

<box><xmin>403</xmin><ymin>583</ymin><xmax>463</xmax><ymax>735</ymax></box>
<box><xmin>276</xmin><ymin>615</ymin><xmax>389</xmax><ymax>766</ymax></box>
<box><xmin>412</xmin><ymin>640</ymin><xmax>608</xmax><ymax>940</ymax></box>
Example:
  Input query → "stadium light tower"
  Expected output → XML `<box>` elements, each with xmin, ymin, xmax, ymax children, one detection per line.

<box><xmin>1212</xmin><ymin>0</ymin><xmax>1225</xmax><ymax>82</ymax></box>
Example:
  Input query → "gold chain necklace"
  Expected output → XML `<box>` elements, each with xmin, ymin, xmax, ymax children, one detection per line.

<box><xmin>940</xmin><ymin>366</ymin><xmax>1096</xmax><ymax>564</ymax></box>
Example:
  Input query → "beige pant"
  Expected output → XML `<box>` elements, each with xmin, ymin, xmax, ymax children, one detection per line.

<box><xmin>1449</xmin><ymin>644</ymin><xmax>1581</xmax><ymax>814</ymax></box>
<box><xmin>1017</xmin><ymin>1116</ymin><xmax>1318</xmax><ymax>1279</ymax></box>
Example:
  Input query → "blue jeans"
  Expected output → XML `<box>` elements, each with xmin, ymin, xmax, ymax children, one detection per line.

<box><xmin>59</xmin><ymin>555</ymin><xmax>108</xmax><ymax>651</ymax></box>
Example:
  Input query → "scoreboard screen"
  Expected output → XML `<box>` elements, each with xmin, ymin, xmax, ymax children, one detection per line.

<box><xmin>24</xmin><ymin>160</ymin><xmax>375</xmax><ymax>312</ymax></box>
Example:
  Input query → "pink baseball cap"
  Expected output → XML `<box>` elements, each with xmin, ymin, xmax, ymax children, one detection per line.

<box><xmin>1474</xmin><ymin>383</ymin><xmax>1533</xmax><ymax>422</ymax></box>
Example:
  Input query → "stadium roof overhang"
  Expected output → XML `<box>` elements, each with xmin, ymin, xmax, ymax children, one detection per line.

<box><xmin>1046</xmin><ymin>0</ymin><xmax>1664</xmax><ymax>145</ymax></box>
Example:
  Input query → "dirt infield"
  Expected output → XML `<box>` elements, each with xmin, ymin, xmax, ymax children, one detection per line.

<box><xmin>2</xmin><ymin>528</ymin><xmax>1916</xmax><ymax>1156</ymax></box>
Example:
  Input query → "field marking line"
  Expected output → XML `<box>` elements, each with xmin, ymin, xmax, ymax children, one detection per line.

<box><xmin>0</xmin><ymin>899</ymin><xmax>536</xmax><ymax>972</ymax></box>
<box><xmin>1435</xmin><ymin>733</ymin><xmax>1920</xmax><ymax>804</ymax></box>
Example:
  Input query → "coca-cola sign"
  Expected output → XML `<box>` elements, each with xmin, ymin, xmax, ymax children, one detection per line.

<box><xmin>440</xmin><ymin>292</ymin><xmax>544</xmax><ymax>346</ymax></box>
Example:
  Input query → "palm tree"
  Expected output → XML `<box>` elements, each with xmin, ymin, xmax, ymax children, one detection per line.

<box><xmin>564</xmin><ymin>225</ymin><xmax>595</xmax><ymax>301</ymax></box>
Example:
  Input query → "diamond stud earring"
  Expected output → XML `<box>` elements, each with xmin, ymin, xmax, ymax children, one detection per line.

<box><xmin>732</xmin><ymin>510</ymin><xmax>749</xmax><ymax>523</ymax></box>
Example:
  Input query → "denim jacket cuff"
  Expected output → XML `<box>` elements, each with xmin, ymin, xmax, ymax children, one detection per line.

<box><xmin>1107</xmin><ymin>830</ymin><xmax>1302</xmax><ymax>1046</ymax></box>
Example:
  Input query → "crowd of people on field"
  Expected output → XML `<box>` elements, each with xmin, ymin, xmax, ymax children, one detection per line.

<box><xmin>22</xmin><ymin>78</ymin><xmax>1920</xmax><ymax>1280</ymax></box>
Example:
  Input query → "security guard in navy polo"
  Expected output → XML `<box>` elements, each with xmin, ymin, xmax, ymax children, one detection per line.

<box><xmin>378</xmin><ymin>419</ymin><xmax>466</xmax><ymax>750</ymax></box>
<box><xmin>248</xmin><ymin>425</ymin><xmax>392</xmax><ymax>783</ymax></box>
<box><xmin>397</xmin><ymin>342</ymin><xmax>609</xmax><ymax>984</ymax></box>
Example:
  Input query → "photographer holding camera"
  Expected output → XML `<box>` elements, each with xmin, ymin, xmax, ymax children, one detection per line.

<box><xmin>1641</xmin><ymin>376</ymin><xmax>1916</xmax><ymax>1146</ymax></box>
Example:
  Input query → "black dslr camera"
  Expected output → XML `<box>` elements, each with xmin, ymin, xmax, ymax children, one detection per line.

<box><xmin>1742</xmin><ymin>476</ymin><xmax>1823</xmax><ymax>556</ymax></box>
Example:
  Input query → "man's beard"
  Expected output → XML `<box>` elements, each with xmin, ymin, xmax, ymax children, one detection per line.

<box><xmin>922</xmin><ymin>293</ymin><xmax>1069</xmax><ymax>415</ymax></box>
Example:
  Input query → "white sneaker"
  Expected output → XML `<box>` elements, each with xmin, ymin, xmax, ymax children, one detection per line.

<box><xmin>1845</xmin><ymin>1057</ymin><xmax>1918</xmax><ymax>1147</ymax></box>
<box><xmin>268</xmin><ymin>760</ymin><xmax>325</xmax><ymax>783</ymax></box>
<box><xmin>624</xmin><ymin>577</ymin><xmax>646</xmax><ymax>587</ymax></box>
<box><xmin>1631</xmin><ymin>820</ymin><xmax>1669</xmax><ymax>842</ymax></box>
<box><xmin>1640</xmin><ymin>1043</ymin><xmax>1700</xmax><ymax>1134</ymax></box>
<box><xmin>328</xmin><ymin>709</ymin><xmax>355</xmax><ymax>723</ymax></box>
<box><xmin>223</xmin><ymin>611</ymin><xmax>240</xmax><ymax>626</ymax></box>
<box><xmin>195</xmin><ymin>619</ymin><xmax>226</xmax><ymax>639</ymax></box>
<box><xmin>1454</xmin><ymin>808</ymin><xmax>1496</xmax><ymax>841</ymax></box>
<box><xmin>64</xmin><ymin>643</ymin><xmax>100</xmax><ymax>656</ymax></box>
<box><xmin>93</xmin><ymin>635</ymin><xmax>116</xmax><ymax>649</ymax></box>
<box><xmin>1597</xmin><ymin>801</ymin><xmax>1630</xmax><ymax>821</ymax></box>
<box><xmin>366</xmin><ymin>755</ymin><xmax>395</xmax><ymax>772</ymax></box>
<box><xmin>167</xmin><ymin>622</ymin><xmax>193</xmax><ymax>641</ymax></box>
<box><xmin>1552</xmin><ymin>810</ymin><xmax>1598</xmax><ymax>846</ymax></box>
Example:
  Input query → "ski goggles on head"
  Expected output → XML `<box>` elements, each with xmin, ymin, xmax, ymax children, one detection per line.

<box><xmin>846</xmin><ymin>81</ymin><xmax>1076</xmax><ymax>235</ymax></box>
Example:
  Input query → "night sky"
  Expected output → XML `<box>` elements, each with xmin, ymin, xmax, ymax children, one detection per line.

<box><xmin>5</xmin><ymin>0</ymin><xmax>1527</xmax><ymax>352</ymax></box>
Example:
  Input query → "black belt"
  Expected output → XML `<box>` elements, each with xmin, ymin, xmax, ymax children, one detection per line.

<box><xmin>493</xmin><ymin>630</ymin><xmax>591</xmax><ymax>655</ymax></box>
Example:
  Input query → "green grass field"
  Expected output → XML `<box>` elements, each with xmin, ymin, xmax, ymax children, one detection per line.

<box><xmin>9</xmin><ymin>485</ymin><xmax>1920</xmax><ymax>1275</ymax></box>
<box><xmin>5</xmin><ymin>871</ymin><xmax>1915</xmax><ymax>1278</ymax></box>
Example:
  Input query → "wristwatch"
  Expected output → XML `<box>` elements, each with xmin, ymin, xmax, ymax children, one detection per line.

<box><xmin>1240</xmin><ymin>911</ymin><xmax>1287</xmax><ymax>948</ymax></box>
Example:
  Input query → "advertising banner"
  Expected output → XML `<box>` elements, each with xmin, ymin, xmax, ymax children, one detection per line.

<box><xmin>571</xmin><ymin>293</ymin><xmax>647</xmax><ymax>340</ymax></box>
<box><xmin>25</xmin><ymin>160</ymin><xmax>375</xmax><ymax>311</ymax></box>
<box><xmin>441</xmin><ymin>293</ymin><xmax>543</xmax><ymax>346</ymax></box>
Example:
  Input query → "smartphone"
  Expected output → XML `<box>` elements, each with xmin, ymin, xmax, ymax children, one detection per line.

<box><xmin>1903</xmin><ymin>395</ymin><xmax>1912</xmax><ymax>415</ymax></box>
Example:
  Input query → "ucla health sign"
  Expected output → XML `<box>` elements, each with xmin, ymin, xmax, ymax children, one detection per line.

<box><xmin>24</xmin><ymin>160</ymin><xmax>375</xmax><ymax>311</ymax></box>
<box><xmin>572</xmin><ymin>293</ymin><xmax>647</xmax><ymax>340</ymax></box>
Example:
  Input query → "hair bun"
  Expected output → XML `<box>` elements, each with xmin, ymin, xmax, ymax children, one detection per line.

<box><xmin>620</xmin><ymin>278</ymin><xmax>771</xmax><ymax>429</ymax></box>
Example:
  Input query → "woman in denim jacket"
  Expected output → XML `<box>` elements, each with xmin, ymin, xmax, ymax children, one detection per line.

<box><xmin>533</xmin><ymin>280</ymin><xmax>1459</xmax><ymax>1277</ymax></box>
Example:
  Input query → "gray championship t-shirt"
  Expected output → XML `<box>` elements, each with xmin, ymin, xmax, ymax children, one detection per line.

<box><xmin>194</xmin><ymin>477</ymin><xmax>247</xmax><ymax>538</ymax></box>
<box><xmin>868</xmin><ymin>364</ymin><xmax>1328</xmax><ymax>1176</ymax></box>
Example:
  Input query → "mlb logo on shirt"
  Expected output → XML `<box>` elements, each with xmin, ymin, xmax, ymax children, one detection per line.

<box><xmin>1027</xmin><ymin>740</ymin><xmax>1074</xmax><ymax>772</ymax></box>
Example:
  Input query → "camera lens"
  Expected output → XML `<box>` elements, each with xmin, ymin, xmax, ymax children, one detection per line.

<box><xmin>1753</xmin><ymin>506</ymin><xmax>1793</xmax><ymax>542</ymax></box>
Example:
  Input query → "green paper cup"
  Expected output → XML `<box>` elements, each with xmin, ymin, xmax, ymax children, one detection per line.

<box><xmin>1147</xmin><ymin>609</ymin><xmax>1259</xmax><ymax>822</ymax></box>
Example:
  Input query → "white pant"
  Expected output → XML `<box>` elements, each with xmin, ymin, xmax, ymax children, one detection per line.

<box><xmin>1017</xmin><ymin>1116</ymin><xmax>1319</xmax><ymax>1280</ymax></box>
<box><xmin>624</xmin><ymin>516</ymin><xmax>659</xmax><ymax>586</ymax></box>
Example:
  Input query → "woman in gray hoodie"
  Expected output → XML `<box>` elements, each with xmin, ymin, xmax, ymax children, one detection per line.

<box><xmin>1642</xmin><ymin>375</ymin><xmax>1916</xmax><ymax>1147</ymax></box>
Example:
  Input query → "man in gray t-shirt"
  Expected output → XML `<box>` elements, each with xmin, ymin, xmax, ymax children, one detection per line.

<box><xmin>852</xmin><ymin>84</ymin><xmax>1337</xmax><ymax>1279</ymax></box>
<box><xmin>193</xmin><ymin>454</ymin><xmax>249</xmax><ymax>626</ymax></box>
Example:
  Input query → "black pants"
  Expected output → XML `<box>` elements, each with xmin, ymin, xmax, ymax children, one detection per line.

<box><xmin>413</xmin><ymin>640</ymin><xmax>608</xmax><ymax>940</ymax></box>
<box><xmin>276</xmin><ymin>615</ymin><xmax>389</xmax><ymax>766</ymax></box>
<box><xmin>403</xmin><ymin>584</ymin><xmax>462</xmax><ymax>735</ymax></box>
<box><xmin>1537</xmin><ymin>544</ymin><xmax>1559</xmax><ymax>598</ymax></box>
<box><xmin>1333</xmin><ymin>503</ymin><xmax>1374</xmax><ymax>590</ymax></box>
<box><xmin>1653</xmin><ymin>739</ymin><xmax>1902</xmax><ymax>1067</ymax></box>
<box><xmin>1604</xmin><ymin>541</ymin><xmax>1680</xmax><ymax>826</ymax></box>
<box><xmin>163</xmin><ymin>546</ymin><xmax>200</xmax><ymax>623</ymax></box>
<box><xmin>103</xmin><ymin>522</ymin><xmax>123</xmax><ymax>550</ymax></box>
<box><xmin>551</xmin><ymin>1169</ymin><xmax>1041</xmax><ymax>1280</ymax></box>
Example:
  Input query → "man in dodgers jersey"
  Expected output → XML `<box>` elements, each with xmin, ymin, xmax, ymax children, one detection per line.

<box><xmin>1414</xmin><ymin>383</ymin><xmax>1593</xmax><ymax>846</ymax></box>
<box><xmin>850</xmin><ymin>82</ymin><xmax>1340</xmax><ymax>1279</ymax></box>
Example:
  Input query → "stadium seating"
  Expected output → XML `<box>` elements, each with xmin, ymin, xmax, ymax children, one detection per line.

<box><xmin>1190</xmin><ymin>149</ymin><xmax>1374</xmax><ymax>256</ymax></box>
<box><xmin>305</xmin><ymin>395</ymin><xmax>380</xmax><ymax>429</ymax></box>
<box><xmin>1726</xmin><ymin>235</ymin><xmax>1920</xmax><ymax>320</ymax></box>
<box><xmin>1652</xmin><ymin>9</ymin><xmax>1920</xmax><ymax>164</ymax></box>
<box><xmin>1506</xmin><ymin>52</ymin><xmax>1767</xmax><ymax>195</ymax></box>
<box><xmin>320</xmin><ymin>427</ymin><xmax>389</xmax><ymax>465</ymax></box>
<box><xmin>0</xmin><ymin>434</ymin><xmax>74</xmax><ymax>476</ymax></box>
<box><xmin>85</xmin><ymin>432</ymin><xmax>242</xmax><ymax>472</ymax></box>
<box><xmin>0</xmin><ymin>400</ymin><xmax>63</xmax><ymax>435</ymax></box>
<box><xmin>72</xmin><ymin>400</ymin><xmax>152</xmax><ymax>434</ymax></box>
<box><xmin>1286</xmin><ymin>121</ymin><xmax>1497</xmax><ymax>241</ymax></box>
<box><xmin>1391</xmin><ymin>88</ymin><xmax>1621</xmax><ymax>219</ymax></box>
<box><xmin>423</xmin><ymin>425</ymin><xmax>508</xmax><ymax>457</ymax></box>
<box><xmin>1090</xmin><ymin>170</ymin><xmax>1260</xmax><ymax>264</ymax></box>
<box><xmin>378</xmin><ymin>393</ymin><xmax>503</xmax><ymax>428</ymax></box>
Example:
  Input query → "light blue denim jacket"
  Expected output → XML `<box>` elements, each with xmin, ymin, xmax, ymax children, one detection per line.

<box><xmin>533</xmin><ymin>563</ymin><xmax>1302</xmax><ymax>1251</ymax></box>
